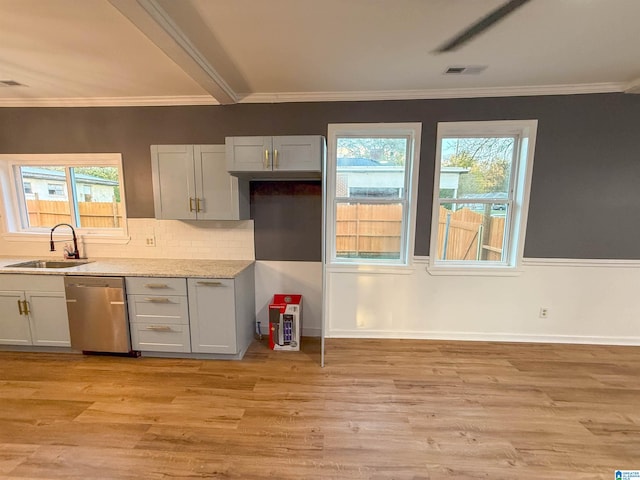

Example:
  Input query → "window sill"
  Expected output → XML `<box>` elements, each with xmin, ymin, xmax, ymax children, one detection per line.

<box><xmin>326</xmin><ymin>262</ymin><xmax>417</xmax><ymax>275</ymax></box>
<box><xmin>426</xmin><ymin>264</ymin><xmax>523</xmax><ymax>277</ymax></box>
<box><xmin>2</xmin><ymin>231</ymin><xmax>131</xmax><ymax>245</ymax></box>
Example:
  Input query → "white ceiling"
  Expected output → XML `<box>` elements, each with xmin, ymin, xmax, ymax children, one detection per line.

<box><xmin>0</xmin><ymin>0</ymin><xmax>639</xmax><ymax>107</ymax></box>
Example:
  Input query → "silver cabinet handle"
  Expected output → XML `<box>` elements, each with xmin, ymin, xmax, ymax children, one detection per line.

<box><xmin>144</xmin><ymin>284</ymin><xmax>169</xmax><ymax>289</ymax></box>
<box><xmin>196</xmin><ymin>281</ymin><xmax>223</xmax><ymax>286</ymax></box>
<box><xmin>146</xmin><ymin>325</ymin><xmax>172</xmax><ymax>332</ymax></box>
<box><xmin>144</xmin><ymin>297</ymin><xmax>171</xmax><ymax>303</ymax></box>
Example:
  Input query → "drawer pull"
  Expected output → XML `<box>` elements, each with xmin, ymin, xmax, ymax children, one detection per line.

<box><xmin>197</xmin><ymin>281</ymin><xmax>223</xmax><ymax>287</ymax></box>
<box><xmin>144</xmin><ymin>297</ymin><xmax>171</xmax><ymax>303</ymax></box>
<box><xmin>146</xmin><ymin>325</ymin><xmax>172</xmax><ymax>332</ymax></box>
<box><xmin>144</xmin><ymin>283</ymin><xmax>169</xmax><ymax>289</ymax></box>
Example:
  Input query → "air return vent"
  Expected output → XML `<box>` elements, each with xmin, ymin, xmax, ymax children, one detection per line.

<box><xmin>444</xmin><ymin>66</ymin><xmax>488</xmax><ymax>75</ymax></box>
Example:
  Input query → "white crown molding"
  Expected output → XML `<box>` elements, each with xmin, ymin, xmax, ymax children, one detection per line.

<box><xmin>0</xmin><ymin>95</ymin><xmax>219</xmax><ymax>107</ymax></box>
<box><xmin>0</xmin><ymin>82</ymin><xmax>627</xmax><ymax>107</ymax></box>
<box><xmin>238</xmin><ymin>82</ymin><xmax>626</xmax><ymax>104</ymax></box>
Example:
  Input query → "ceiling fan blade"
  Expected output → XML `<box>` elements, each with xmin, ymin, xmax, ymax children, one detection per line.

<box><xmin>434</xmin><ymin>0</ymin><xmax>532</xmax><ymax>53</ymax></box>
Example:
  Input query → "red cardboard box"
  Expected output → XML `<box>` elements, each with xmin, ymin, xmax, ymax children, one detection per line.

<box><xmin>268</xmin><ymin>294</ymin><xmax>302</xmax><ymax>351</ymax></box>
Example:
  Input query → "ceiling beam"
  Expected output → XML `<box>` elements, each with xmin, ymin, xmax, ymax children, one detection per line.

<box><xmin>624</xmin><ymin>77</ymin><xmax>640</xmax><ymax>94</ymax></box>
<box><xmin>108</xmin><ymin>0</ymin><xmax>238</xmax><ymax>104</ymax></box>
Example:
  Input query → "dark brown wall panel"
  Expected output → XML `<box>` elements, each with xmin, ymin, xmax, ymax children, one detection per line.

<box><xmin>250</xmin><ymin>181</ymin><xmax>321</xmax><ymax>261</ymax></box>
<box><xmin>1</xmin><ymin>93</ymin><xmax>639</xmax><ymax>259</ymax></box>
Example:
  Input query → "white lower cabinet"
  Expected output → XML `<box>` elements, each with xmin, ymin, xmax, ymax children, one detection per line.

<box><xmin>188</xmin><ymin>278</ymin><xmax>236</xmax><ymax>354</ymax></box>
<box><xmin>188</xmin><ymin>266</ymin><xmax>256</xmax><ymax>355</ymax></box>
<box><xmin>0</xmin><ymin>275</ymin><xmax>70</xmax><ymax>347</ymax></box>
<box><xmin>126</xmin><ymin>267</ymin><xmax>256</xmax><ymax>357</ymax></box>
<box><xmin>126</xmin><ymin>277</ymin><xmax>191</xmax><ymax>353</ymax></box>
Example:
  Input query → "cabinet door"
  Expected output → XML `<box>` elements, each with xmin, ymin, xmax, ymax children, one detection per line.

<box><xmin>188</xmin><ymin>279</ymin><xmax>237</xmax><ymax>354</ymax></box>
<box><xmin>272</xmin><ymin>135</ymin><xmax>322</xmax><ymax>172</ymax></box>
<box><xmin>0</xmin><ymin>291</ymin><xmax>31</xmax><ymax>345</ymax></box>
<box><xmin>196</xmin><ymin>145</ymin><xmax>248</xmax><ymax>220</ymax></box>
<box><xmin>26</xmin><ymin>291</ymin><xmax>70</xmax><ymax>347</ymax></box>
<box><xmin>151</xmin><ymin>145</ymin><xmax>197</xmax><ymax>220</ymax></box>
<box><xmin>226</xmin><ymin>136</ymin><xmax>273</xmax><ymax>172</ymax></box>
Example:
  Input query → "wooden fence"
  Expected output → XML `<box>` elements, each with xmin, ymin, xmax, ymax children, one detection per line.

<box><xmin>336</xmin><ymin>204</ymin><xmax>402</xmax><ymax>258</ymax></box>
<box><xmin>437</xmin><ymin>206</ymin><xmax>504</xmax><ymax>261</ymax></box>
<box><xmin>26</xmin><ymin>199</ymin><xmax>123</xmax><ymax>228</ymax></box>
<box><xmin>335</xmin><ymin>204</ymin><xmax>504</xmax><ymax>260</ymax></box>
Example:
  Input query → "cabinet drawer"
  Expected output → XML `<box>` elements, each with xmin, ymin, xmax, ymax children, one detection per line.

<box><xmin>126</xmin><ymin>277</ymin><xmax>187</xmax><ymax>295</ymax></box>
<box><xmin>128</xmin><ymin>295</ymin><xmax>189</xmax><ymax>324</ymax></box>
<box><xmin>130</xmin><ymin>323</ymin><xmax>191</xmax><ymax>353</ymax></box>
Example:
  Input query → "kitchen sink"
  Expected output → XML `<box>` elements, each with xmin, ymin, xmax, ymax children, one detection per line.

<box><xmin>5</xmin><ymin>259</ymin><xmax>93</xmax><ymax>269</ymax></box>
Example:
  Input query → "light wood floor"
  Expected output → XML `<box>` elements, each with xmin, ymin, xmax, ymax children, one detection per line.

<box><xmin>1</xmin><ymin>338</ymin><xmax>639</xmax><ymax>479</ymax></box>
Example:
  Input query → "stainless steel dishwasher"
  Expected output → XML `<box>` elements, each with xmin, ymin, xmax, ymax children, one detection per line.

<box><xmin>64</xmin><ymin>276</ymin><xmax>132</xmax><ymax>354</ymax></box>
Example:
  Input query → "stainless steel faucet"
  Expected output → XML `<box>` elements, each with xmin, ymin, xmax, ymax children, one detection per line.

<box><xmin>50</xmin><ymin>223</ymin><xmax>80</xmax><ymax>259</ymax></box>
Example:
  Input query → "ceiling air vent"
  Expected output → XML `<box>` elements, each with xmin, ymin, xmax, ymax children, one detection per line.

<box><xmin>444</xmin><ymin>66</ymin><xmax>488</xmax><ymax>75</ymax></box>
<box><xmin>0</xmin><ymin>80</ymin><xmax>25</xmax><ymax>87</ymax></box>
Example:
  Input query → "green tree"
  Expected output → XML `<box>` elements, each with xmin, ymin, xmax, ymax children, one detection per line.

<box><xmin>442</xmin><ymin>138</ymin><xmax>513</xmax><ymax>195</ymax></box>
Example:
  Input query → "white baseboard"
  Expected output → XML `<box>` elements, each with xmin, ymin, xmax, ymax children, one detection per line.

<box><xmin>326</xmin><ymin>330</ymin><xmax>640</xmax><ymax>346</ymax></box>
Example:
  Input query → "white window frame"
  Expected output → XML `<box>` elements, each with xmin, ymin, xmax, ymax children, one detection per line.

<box><xmin>0</xmin><ymin>153</ymin><xmax>129</xmax><ymax>242</ymax></box>
<box><xmin>428</xmin><ymin>120</ymin><xmax>537</xmax><ymax>275</ymax></box>
<box><xmin>327</xmin><ymin>123</ymin><xmax>422</xmax><ymax>268</ymax></box>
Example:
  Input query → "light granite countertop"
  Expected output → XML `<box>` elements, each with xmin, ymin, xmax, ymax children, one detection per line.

<box><xmin>0</xmin><ymin>257</ymin><xmax>254</xmax><ymax>279</ymax></box>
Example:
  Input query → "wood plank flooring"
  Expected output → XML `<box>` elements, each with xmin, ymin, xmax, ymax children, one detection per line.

<box><xmin>1</xmin><ymin>338</ymin><xmax>639</xmax><ymax>479</ymax></box>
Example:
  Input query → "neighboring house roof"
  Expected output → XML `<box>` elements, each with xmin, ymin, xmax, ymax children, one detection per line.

<box><xmin>21</xmin><ymin>166</ymin><xmax>118</xmax><ymax>186</ymax></box>
<box><xmin>338</xmin><ymin>158</ymin><xmax>469</xmax><ymax>174</ymax></box>
<box><xmin>337</xmin><ymin>157</ymin><xmax>381</xmax><ymax>167</ymax></box>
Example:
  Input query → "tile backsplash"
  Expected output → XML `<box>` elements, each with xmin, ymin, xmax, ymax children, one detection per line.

<box><xmin>0</xmin><ymin>218</ymin><xmax>255</xmax><ymax>260</ymax></box>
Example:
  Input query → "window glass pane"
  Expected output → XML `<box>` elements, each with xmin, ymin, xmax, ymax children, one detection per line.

<box><xmin>335</xmin><ymin>202</ymin><xmax>402</xmax><ymax>260</ymax></box>
<box><xmin>71</xmin><ymin>167</ymin><xmax>122</xmax><ymax>228</ymax></box>
<box><xmin>19</xmin><ymin>166</ymin><xmax>72</xmax><ymax>227</ymax></box>
<box><xmin>436</xmin><ymin>203</ymin><xmax>507</xmax><ymax>262</ymax></box>
<box><xmin>440</xmin><ymin>137</ymin><xmax>514</xmax><ymax>198</ymax></box>
<box><xmin>336</xmin><ymin>137</ymin><xmax>407</xmax><ymax>199</ymax></box>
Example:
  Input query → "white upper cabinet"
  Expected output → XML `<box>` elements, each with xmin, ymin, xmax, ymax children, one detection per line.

<box><xmin>226</xmin><ymin>135</ymin><xmax>324</xmax><ymax>177</ymax></box>
<box><xmin>151</xmin><ymin>144</ymin><xmax>249</xmax><ymax>220</ymax></box>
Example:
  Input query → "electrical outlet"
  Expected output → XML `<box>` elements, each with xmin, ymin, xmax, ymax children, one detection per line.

<box><xmin>145</xmin><ymin>236</ymin><xmax>156</xmax><ymax>247</ymax></box>
<box><xmin>539</xmin><ymin>307</ymin><xmax>549</xmax><ymax>318</ymax></box>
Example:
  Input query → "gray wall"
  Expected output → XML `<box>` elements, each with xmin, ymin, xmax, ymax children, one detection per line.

<box><xmin>1</xmin><ymin>93</ymin><xmax>639</xmax><ymax>259</ymax></box>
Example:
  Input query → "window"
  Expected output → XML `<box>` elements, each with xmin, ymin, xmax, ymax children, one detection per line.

<box><xmin>0</xmin><ymin>154</ymin><xmax>127</xmax><ymax>237</ymax></box>
<box><xmin>47</xmin><ymin>183</ymin><xmax>66</xmax><ymax>197</ymax></box>
<box><xmin>327</xmin><ymin>123</ymin><xmax>421</xmax><ymax>265</ymax></box>
<box><xmin>429</xmin><ymin>120</ymin><xmax>537</xmax><ymax>272</ymax></box>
